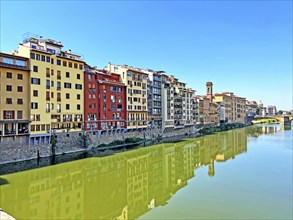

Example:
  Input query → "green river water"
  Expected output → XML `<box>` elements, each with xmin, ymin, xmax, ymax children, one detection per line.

<box><xmin>0</xmin><ymin>125</ymin><xmax>292</xmax><ymax>219</ymax></box>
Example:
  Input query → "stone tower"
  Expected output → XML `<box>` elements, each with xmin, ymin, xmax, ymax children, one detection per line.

<box><xmin>206</xmin><ymin>82</ymin><xmax>213</xmax><ymax>101</ymax></box>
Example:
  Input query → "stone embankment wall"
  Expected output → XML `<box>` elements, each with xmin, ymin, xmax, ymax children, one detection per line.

<box><xmin>0</xmin><ymin>126</ymin><xmax>197</xmax><ymax>164</ymax></box>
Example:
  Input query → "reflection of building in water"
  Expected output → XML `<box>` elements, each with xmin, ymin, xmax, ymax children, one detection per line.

<box><xmin>1</xmin><ymin>129</ymin><xmax>249</xmax><ymax>220</ymax></box>
<box><xmin>0</xmin><ymin>161</ymin><xmax>84</xmax><ymax>219</ymax></box>
<box><xmin>280</xmin><ymin>125</ymin><xmax>291</xmax><ymax>131</ymax></box>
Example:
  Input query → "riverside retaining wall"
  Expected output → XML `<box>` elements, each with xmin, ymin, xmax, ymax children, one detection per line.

<box><xmin>0</xmin><ymin>126</ymin><xmax>197</xmax><ymax>164</ymax></box>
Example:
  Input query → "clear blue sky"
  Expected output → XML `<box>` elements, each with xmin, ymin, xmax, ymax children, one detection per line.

<box><xmin>1</xmin><ymin>0</ymin><xmax>292</xmax><ymax>110</ymax></box>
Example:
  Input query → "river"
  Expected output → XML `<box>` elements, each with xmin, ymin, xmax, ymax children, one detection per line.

<box><xmin>0</xmin><ymin>125</ymin><xmax>292</xmax><ymax>219</ymax></box>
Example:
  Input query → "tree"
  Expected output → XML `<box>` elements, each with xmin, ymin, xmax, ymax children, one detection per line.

<box><xmin>78</xmin><ymin>132</ymin><xmax>91</xmax><ymax>148</ymax></box>
<box><xmin>51</xmin><ymin>134</ymin><xmax>57</xmax><ymax>156</ymax></box>
<box><xmin>278</xmin><ymin>110</ymin><xmax>283</xmax><ymax>115</ymax></box>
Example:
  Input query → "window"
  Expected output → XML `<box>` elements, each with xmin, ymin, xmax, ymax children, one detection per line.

<box><xmin>66</xmin><ymin>104</ymin><xmax>70</xmax><ymax>110</ymax></box>
<box><xmin>46</xmin><ymin>80</ymin><xmax>50</xmax><ymax>89</ymax></box>
<box><xmin>74</xmin><ymin>63</ymin><xmax>78</xmax><ymax>69</ymax></box>
<box><xmin>36</xmin><ymin>114</ymin><xmax>40</xmax><ymax>121</ymax></box>
<box><xmin>31</xmin><ymin>125</ymin><xmax>35</xmax><ymax>131</ymax></box>
<box><xmin>41</xmin><ymin>55</ymin><xmax>45</xmax><ymax>61</ymax></box>
<box><xmin>6</xmin><ymin>72</ymin><xmax>12</xmax><ymax>78</ymax></box>
<box><xmin>57</xmin><ymin>82</ymin><xmax>61</xmax><ymax>90</ymax></box>
<box><xmin>6</xmin><ymin>98</ymin><xmax>12</xmax><ymax>104</ymax></box>
<box><xmin>57</xmin><ymin>93</ymin><xmax>61</xmax><ymax>101</ymax></box>
<box><xmin>17</xmin><ymin>111</ymin><xmax>23</xmax><ymax>119</ymax></box>
<box><xmin>46</xmin><ymin>56</ymin><xmax>50</xmax><ymax>63</ymax></box>
<box><xmin>79</xmin><ymin>64</ymin><xmax>83</xmax><ymax>70</ymax></box>
<box><xmin>31</xmin><ymin>78</ymin><xmax>40</xmax><ymax>85</ymax></box>
<box><xmin>6</xmin><ymin>85</ymin><xmax>12</xmax><ymax>91</ymax></box>
<box><xmin>33</xmin><ymin>65</ymin><xmax>38</xmax><ymax>72</ymax></box>
<box><xmin>51</xmin><ymin>69</ymin><xmax>54</xmax><ymax>76</ymax></box>
<box><xmin>16</xmin><ymin>60</ymin><xmax>25</xmax><ymax>66</ymax></box>
<box><xmin>51</xmin><ymin>58</ymin><xmax>54</xmax><ymax>64</ymax></box>
<box><xmin>75</xmin><ymin>84</ymin><xmax>82</xmax><ymax>90</ymax></box>
<box><xmin>3</xmin><ymin>58</ymin><xmax>13</xmax><ymax>64</ymax></box>
<box><xmin>46</xmin><ymin>103</ymin><xmax>50</xmax><ymax>112</ymax></box>
<box><xmin>46</xmin><ymin>91</ymin><xmax>50</xmax><ymax>101</ymax></box>
<box><xmin>77</xmin><ymin>94</ymin><xmax>80</xmax><ymax>100</ymax></box>
<box><xmin>30</xmin><ymin>53</ymin><xmax>35</xmax><ymax>59</ymax></box>
<box><xmin>66</xmin><ymin>93</ymin><xmax>70</xmax><ymax>99</ymax></box>
<box><xmin>36</xmin><ymin>54</ymin><xmax>40</xmax><ymax>60</ymax></box>
<box><xmin>69</xmin><ymin>62</ymin><xmax>72</xmax><ymax>68</ymax></box>
<box><xmin>17</xmin><ymin>74</ymin><xmax>23</xmax><ymax>80</ymax></box>
<box><xmin>57</xmin><ymin>59</ymin><xmax>61</xmax><ymax>65</ymax></box>
<box><xmin>17</xmin><ymin>86</ymin><xmax>23</xmax><ymax>92</ymax></box>
<box><xmin>47</xmin><ymin>48</ymin><xmax>55</xmax><ymax>54</ymax></box>
<box><xmin>66</xmin><ymin>72</ymin><xmax>70</xmax><ymax>78</ymax></box>
<box><xmin>77</xmin><ymin>74</ymin><xmax>80</xmax><ymax>79</ymax></box>
<box><xmin>31</xmin><ymin>102</ymin><xmax>38</xmax><ymax>109</ymax></box>
<box><xmin>77</xmin><ymin>104</ymin><xmax>80</xmax><ymax>110</ymax></box>
<box><xmin>17</xmin><ymin>99</ymin><xmax>23</xmax><ymax>104</ymax></box>
<box><xmin>3</xmin><ymin>110</ymin><xmax>14</xmax><ymax>119</ymax></box>
<box><xmin>63</xmin><ymin>61</ymin><xmax>67</xmax><ymax>67</ymax></box>
<box><xmin>57</xmin><ymin>70</ymin><xmax>61</xmax><ymax>79</ymax></box>
<box><xmin>64</xmin><ymin>82</ymin><xmax>71</xmax><ymax>88</ymax></box>
<box><xmin>46</xmin><ymin>68</ymin><xmax>50</xmax><ymax>77</ymax></box>
<box><xmin>57</xmin><ymin>104</ymin><xmax>61</xmax><ymax>112</ymax></box>
<box><xmin>33</xmin><ymin>90</ymin><xmax>38</xmax><ymax>96</ymax></box>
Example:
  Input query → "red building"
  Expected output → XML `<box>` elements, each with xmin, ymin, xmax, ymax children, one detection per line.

<box><xmin>84</xmin><ymin>66</ymin><xmax>127</xmax><ymax>131</ymax></box>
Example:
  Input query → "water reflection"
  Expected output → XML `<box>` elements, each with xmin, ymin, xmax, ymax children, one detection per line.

<box><xmin>0</xmin><ymin>126</ymin><xmax>278</xmax><ymax>220</ymax></box>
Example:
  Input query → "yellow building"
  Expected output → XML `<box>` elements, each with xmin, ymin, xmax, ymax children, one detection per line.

<box><xmin>106</xmin><ymin>63</ymin><xmax>148</xmax><ymax>130</ymax></box>
<box><xmin>214</xmin><ymin>92</ymin><xmax>246</xmax><ymax>123</ymax></box>
<box><xmin>0</xmin><ymin>52</ymin><xmax>30</xmax><ymax>142</ymax></box>
<box><xmin>17</xmin><ymin>34</ymin><xmax>85</xmax><ymax>144</ymax></box>
<box><xmin>197</xmin><ymin>95</ymin><xmax>219</xmax><ymax>126</ymax></box>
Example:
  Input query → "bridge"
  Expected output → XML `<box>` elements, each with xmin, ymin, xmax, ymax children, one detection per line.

<box><xmin>253</xmin><ymin>115</ymin><xmax>293</xmax><ymax>126</ymax></box>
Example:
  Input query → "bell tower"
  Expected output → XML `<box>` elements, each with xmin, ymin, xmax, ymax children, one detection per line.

<box><xmin>206</xmin><ymin>82</ymin><xmax>213</xmax><ymax>101</ymax></box>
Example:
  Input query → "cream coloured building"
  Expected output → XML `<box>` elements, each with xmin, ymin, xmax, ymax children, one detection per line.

<box><xmin>107</xmin><ymin>63</ymin><xmax>148</xmax><ymax>130</ymax></box>
<box><xmin>17</xmin><ymin>34</ymin><xmax>84</xmax><ymax>144</ymax></box>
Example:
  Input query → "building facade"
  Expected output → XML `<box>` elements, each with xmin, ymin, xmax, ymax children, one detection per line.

<box><xmin>161</xmin><ymin>74</ymin><xmax>175</xmax><ymax>131</ymax></box>
<box><xmin>84</xmin><ymin>66</ymin><xmax>127</xmax><ymax>132</ymax></box>
<box><xmin>173</xmin><ymin>80</ymin><xmax>194</xmax><ymax>127</ymax></box>
<box><xmin>107</xmin><ymin>64</ymin><xmax>148</xmax><ymax>130</ymax></box>
<box><xmin>0</xmin><ymin>52</ymin><xmax>30</xmax><ymax>142</ymax></box>
<box><xmin>246</xmin><ymin>100</ymin><xmax>257</xmax><ymax>117</ymax></box>
<box><xmin>214</xmin><ymin>92</ymin><xmax>246</xmax><ymax>123</ymax></box>
<box><xmin>267</xmin><ymin>105</ymin><xmax>277</xmax><ymax>115</ymax></box>
<box><xmin>17</xmin><ymin>34</ymin><xmax>84</xmax><ymax>144</ymax></box>
<box><xmin>147</xmin><ymin>70</ymin><xmax>164</xmax><ymax>128</ymax></box>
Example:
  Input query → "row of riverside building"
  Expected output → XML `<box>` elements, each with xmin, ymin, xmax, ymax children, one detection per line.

<box><xmin>0</xmin><ymin>33</ymin><xmax>258</xmax><ymax>144</ymax></box>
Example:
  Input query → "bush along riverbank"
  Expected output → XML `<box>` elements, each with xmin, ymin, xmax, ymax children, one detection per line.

<box><xmin>198</xmin><ymin>123</ymin><xmax>245</xmax><ymax>135</ymax></box>
<box><xmin>96</xmin><ymin>137</ymin><xmax>144</xmax><ymax>149</ymax></box>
